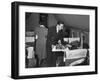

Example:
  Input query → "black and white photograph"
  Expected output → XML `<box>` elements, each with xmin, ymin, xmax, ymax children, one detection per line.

<box><xmin>25</xmin><ymin>12</ymin><xmax>90</xmax><ymax>68</ymax></box>
<box><xmin>11</xmin><ymin>2</ymin><xmax>97</xmax><ymax>79</ymax></box>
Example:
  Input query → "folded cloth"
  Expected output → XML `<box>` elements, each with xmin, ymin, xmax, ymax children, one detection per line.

<box><xmin>26</xmin><ymin>47</ymin><xmax>35</xmax><ymax>59</ymax></box>
<box><xmin>65</xmin><ymin>49</ymin><xmax>87</xmax><ymax>60</ymax></box>
<box><xmin>65</xmin><ymin>58</ymin><xmax>85</xmax><ymax>66</ymax></box>
<box><xmin>69</xmin><ymin>58</ymin><xmax>85</xmax><ymax>66</ymax></box>
<box><xmin>25</xmin><ymin>37</ymin><xmax>35</xmax><ymax>42</ymax></box>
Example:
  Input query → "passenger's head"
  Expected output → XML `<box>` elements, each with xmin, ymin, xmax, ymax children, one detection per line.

<box><xmin>56</xmin><ymin>21</ymin><xmax>64</xmax><ymax>30</ymax></box>
<box><xmin>39</xmin><ymin>21</ymin><xmax>45</xmax><ymax>28</ymax></box>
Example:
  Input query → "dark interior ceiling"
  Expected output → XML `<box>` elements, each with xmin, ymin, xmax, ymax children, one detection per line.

<box><xmin>26</xmin><ymin>13</ymin><xmax>89</xmax><ymax>32</ymax></box>
<box><xmin>54</xmin><ymin>14</ymin><xmax>89</xmax><ymax>32</ymax></box>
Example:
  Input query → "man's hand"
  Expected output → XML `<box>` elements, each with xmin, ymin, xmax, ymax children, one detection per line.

<box><xmin>35</xmin><ymin>35</ymin><xmax>38</xmax><ymax>39</ymax></box>
<box><xmin>52</xmin><ymin>45</ymin><xmax>55</xmax><ymax>48</ymax></box>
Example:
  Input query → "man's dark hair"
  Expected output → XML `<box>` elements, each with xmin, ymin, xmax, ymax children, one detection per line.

<box><xmin>57</xmin><ymin>21</ymin><xmax>64</xmax><ymax>25</ymax></box>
